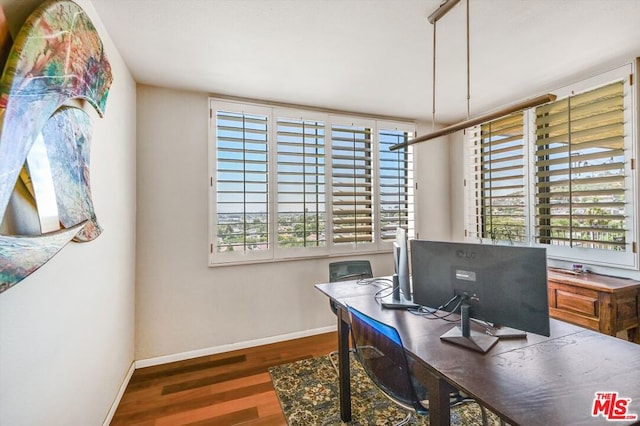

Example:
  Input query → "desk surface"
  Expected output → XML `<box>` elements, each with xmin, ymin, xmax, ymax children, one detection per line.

<box><xmin>316</xmin><ymin>280</ymin><xmax>640</xmax><ymax>426</ymax></box>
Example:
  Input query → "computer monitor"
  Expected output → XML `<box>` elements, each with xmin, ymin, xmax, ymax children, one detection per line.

<box><xmin>380</xmin><ymin>227</ymin><xmax>419</xmax><ymax>309</ymax></box>
<box><xmin>411</xmin><ymin>240</ymin><xmax>549</xmax><ymax>353</ymax></box>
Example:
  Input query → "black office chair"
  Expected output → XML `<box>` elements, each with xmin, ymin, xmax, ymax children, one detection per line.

<box><xmin>329</xmin><ymin>260</ymin><xmax>373</xmax><ymax>283</ymax></box>
<box><xmin>348</xmin><ymin>306</ymin><xmax>428</xmax><ymax>424</ymax></box>
<box><xmin>348</xmin><ymin>306</ymin><xmax>491</xmax><ymax>426</ymax></box>
<box><xmin>328</xmin><ymin>260</ymin><xmax>373</xmax><ymax>315</ymax></box>
<box><xmin>327</xmin><ymin>260</ymin><xmax>374</xmax><ymax>371</ymax></box>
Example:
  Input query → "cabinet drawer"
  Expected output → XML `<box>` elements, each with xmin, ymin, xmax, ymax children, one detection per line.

<box><xmin>554</xmin><ymin>289</ymin><xmax>598</xmax><ymax>318</ymax></box>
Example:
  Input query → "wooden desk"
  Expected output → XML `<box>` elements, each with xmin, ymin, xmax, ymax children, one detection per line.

<box><xmin>316</xmin><ymin>280</ymin><xmax>640</xmax><ymax>426</ymax></box>
<box><xmin>548</xmin><ymin>269</ymin><xmax>640</xmax><ymax>343</ymax></box>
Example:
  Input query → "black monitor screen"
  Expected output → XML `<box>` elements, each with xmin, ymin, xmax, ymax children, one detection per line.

<box><xmin>411</xmin><ymin>240</ymin><xmax>550</xmax><ymax>342</ymax></box>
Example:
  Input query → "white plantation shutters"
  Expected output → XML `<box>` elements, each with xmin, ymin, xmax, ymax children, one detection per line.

<box><xmin>535</xmin><ymin>81</ymin><xmax>628</xmax><ymax>251</ymax></box>
<box><xmin>276</xmin><ymin>117</ymin><xmax>326</xmax><ymax>248</ymax></box>
<box><xmin>210</xmin><ymin>99</ymin><xmax>416</xmax><ymax>264</ymax></box>
<box><xmin>331</xmin><ymin>123</ymin><xmax>374</xmax><ymax>246</ymax></box>
<box><xmin>378</xmin><ymin>127</ymin><xmax>415</xmax><ymax>240</ymax></box>
<box><xmin>214</xmin><ymin>108</ymin><xmax>270</xmax><ymax>255</ymax></box>
<box><xmin>464</xmin><ymin>64</ymin><xmax>636</xmax><ymax>268</ymax></box>
<box><xmin>466</xmin><ymin>113</ymin><xmax>526</xmax><ymax>243</ymax></box>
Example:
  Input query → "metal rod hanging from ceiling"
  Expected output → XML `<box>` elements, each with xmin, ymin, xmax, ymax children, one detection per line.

<box><xmin>466</xmin><ymin>0</ymin><xmax>470</xmax><ymax>120</ymax></box>
<box><xmin>428</xmin><ymin>0</ymin><xmax>461</xmax><ymax>24</ymax></box>
<box><xmin>389</xmin><ymin>93</ymin><xmax>557</xmax><ymax>151</ymax></box>
<box><xmin>393</xmin><ymin>0</ymin><xmax>556</xmax><ymax>152</ymax></box>
<box><xmin>431</xmin><ymin>19</ymin><xmax>437</xmax><ymax>131</ymax></box>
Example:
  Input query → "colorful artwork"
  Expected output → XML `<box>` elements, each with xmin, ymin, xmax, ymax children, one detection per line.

<box><xmin>0</xmin><ymin>7</ymin><xmax>10</xmax><ymax>68</ymax></box>
<box><xmin>0</xmin><ymin>0</ymin><xmax>113</xmax><ymax>294</ymax></box>
<box><xmin>42</xmin><ymin>106</ymin><xmax>102</xmax><ymax>242</ymax></box>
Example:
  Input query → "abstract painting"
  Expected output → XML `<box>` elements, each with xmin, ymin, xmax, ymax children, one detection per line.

<box><xmin>0</xmin><ymin>0</ymin><xmax>113</xmax><ymax>294</ymax></box>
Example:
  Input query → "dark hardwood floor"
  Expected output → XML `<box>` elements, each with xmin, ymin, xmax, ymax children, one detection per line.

<box><xmin>110</xmin><ymin>332</ymin><xmax>337</xmax><ymax>425</ymax></box>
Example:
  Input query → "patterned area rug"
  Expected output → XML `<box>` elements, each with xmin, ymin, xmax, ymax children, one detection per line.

<box><xmin>269</xmin><ymin>353</ymin><xmax>502</xmax><ymax>425</ymax></box>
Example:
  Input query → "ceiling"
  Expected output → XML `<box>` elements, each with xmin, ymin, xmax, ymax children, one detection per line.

<box><xmin>88</xmin><ymin>0</ymin><xmax>640</xmax><ymax>124</ymax></box>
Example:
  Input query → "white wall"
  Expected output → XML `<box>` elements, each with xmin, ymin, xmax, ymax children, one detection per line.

<box><xmin>0</xmin><ymin>1</ymin><xmax>137</xmax><ymax>425</ymax></box>
<box><xmin>448</xmin><ymin>132</ymin><xmax>466</xmax><ymax>242</ymax></box>
<box><xmin>135</xmin><ymin>85</ymin><xmax>399</xmax><ymax>361</ymax></box>
<box><xmin>413</xmin><ymin>120</ymin><xmax>455</xmax><ymax>242</ymax></box>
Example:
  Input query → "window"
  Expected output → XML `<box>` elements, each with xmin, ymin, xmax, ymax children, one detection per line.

<box><xmin>330</xmin><ymin>121</ymin><xmax>374</xmax><ymax>247</ymax></box>
<box><xmin>210</xmin><ymin>100</ymin><xmax>416</xmax><ymax>265</ymax></box>
<box><xmin>378</xmin><ymin>124</ymin><xmax>415</xmax><ymax>240</ymax></box>
<box><xmin>465</xmin><ymin>64</ymin><xmax>636</xmax><ymax>268</ymax></box>
<box><xmin>466</xmin><ymin>112</ymin><xmax>526</xmax><ymax>244</ymax></box>
<box><xmin>276</xmin><ymin>115</ymin><xmax>326</xmax><ymax>250</ymax></box>
<box><xmin>534</xmin><ymin>81</ymin><xmax>627</xmax><ymax>251</ymax></box>
<box><xmin>214</xmin><ymin>106</ymin><xmax>271</xmax><ymax>260</ymax></box>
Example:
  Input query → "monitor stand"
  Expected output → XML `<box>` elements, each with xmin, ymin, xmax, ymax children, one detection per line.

<box><xmin>469</xmin><ymin>319</ymin><xmax>528</xmax><ymax>339</ymax></box>
<box><xmin>380</xmin><ymin>274</ymin><xmax>420</xmax><ymax>309</ymax></box>
<box><xmin>440</xmin><ymin>303</ymin><xmax>498</xmax><ymax>353</ymax></box>
<box><xmin>486</xmin><ymin>324</ymin><xmax>527</xmax><ymax>339</ymax></box>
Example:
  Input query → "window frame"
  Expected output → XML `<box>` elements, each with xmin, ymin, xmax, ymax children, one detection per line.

<box><xmin>464</xmin><ymin>63</ymin><xmax>638</xmax><ymax>270</ymax></box>
<box><xmin>465</xmin><ymin>111</ymin><xmax>529</xmax><ymax>245</ymax></box>
<box><xmin>328</xmin><ymin>115</ymin><xmax>378</xmax><ymax>255</ymax></box>
<box><xmin>209</xmin><ymin>99</ymin><xmax>416</xmax><ymax>266</ymax></box>
<box><xmin>274</xmin><ymin>108</ymin><xmax>330</xmax><ymax>260</ymax></box>
<box><xmin>211</xmin><ymin>101</ymin><xmax>273</xmax><ymax>264</ymax></box>
<box><xmin>376</xmin><ymin>120</ymin><xmax>416</xmax><ymax>244</ymax></box>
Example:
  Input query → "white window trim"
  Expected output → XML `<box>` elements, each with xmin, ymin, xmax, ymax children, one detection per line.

<box><xmin>536</xmin><ymin>64</ymin><xmax>637</xmax><ymax>269</ymax></box>
<box><xmin>464</xmin><ymin>62</ymin><xmax>638</xmax><ymax>270</ymax></box>
<box><xmin>376</xmin><ymin>119</ymin><xmax>417</xmax><ymax>248</ymax></box>
<box><xmin>208</xmin><ymin>98</ymin><xmax>416</xmax><ymax>266</ymax></box>
<box><xmin>274</xmin><ymin>108</ymin><xmax>330</xmax><ymax>260</ymax></box>
<box><xmin>327</xmin><ymin>115</ymin><xmax>378</xmax><ymax>255</ymax></box>
<box><xmin>209</xmin><ymin>100</ymin><xmax>273</xmax><ymax>265</ymax></box>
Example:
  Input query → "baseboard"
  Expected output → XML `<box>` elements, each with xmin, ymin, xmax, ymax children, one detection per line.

<box><xmin>135</xmin><ymin>325</ymin><xmax>337</xmax><ymax>369</ymax></box>
<box><xmin>103</xmin><ymin>361</ymin><xmax>135</xmax><ymax>426</ymax></box>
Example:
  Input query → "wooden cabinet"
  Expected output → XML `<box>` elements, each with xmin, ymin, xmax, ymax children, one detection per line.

<box><xmin>547</xmin><ymin>269</ymin><xmax>640</xmax><ymax>343</ymax></box>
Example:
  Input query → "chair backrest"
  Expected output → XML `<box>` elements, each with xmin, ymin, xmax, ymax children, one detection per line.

<box><xmin>329</xmin><ymin>260</ymin><xmax>373</xmax><ymax>282</ymax></box>
<box><xmin>348</xmin><ymin>306</ymin><xmax>428</xmax><ymax>414</ymax></box>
